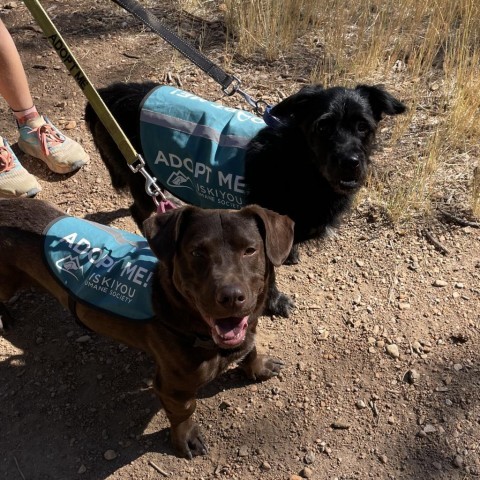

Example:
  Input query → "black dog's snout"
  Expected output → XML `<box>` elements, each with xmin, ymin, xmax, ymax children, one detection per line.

<box><xmin>216</xmin><ymin>285</ymin><xmax>246</xmax><ymax>308</ymax></box>
<box><xmin>344</xmin><ymin>154</ymin><xmax>361</xmax><ymax>169</ymax></box>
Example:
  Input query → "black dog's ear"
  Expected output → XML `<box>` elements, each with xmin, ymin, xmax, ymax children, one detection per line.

<box><xmin>243</xmin><ymin>205</ymin><xmax>294</xmax><ymax>266</ymax></box>
<box><xmin>269</xmin><ymin>84</ymin><xmax>324</xmax><ymax>120</ymax></box>
<box><xmin>143</xmin><ymin>206</ymin><xmax>193</xmax><ymax>261</ymax></box>
<box><xmin>355</xmin><ymin>84</ymin><xmax>407</xmax><ymax>122</ymax></box>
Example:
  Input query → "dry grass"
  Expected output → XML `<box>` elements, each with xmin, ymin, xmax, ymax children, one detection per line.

<box><xmin>219</xmin><ymin>0</ymin><xmax>480</xmax><ymax>223</ymax></box>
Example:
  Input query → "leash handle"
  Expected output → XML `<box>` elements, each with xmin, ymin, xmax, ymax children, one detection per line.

<box><xmin>23</xmin><ymin>0</ymin><xmax>139</xmax><ymax>167</ymax></box>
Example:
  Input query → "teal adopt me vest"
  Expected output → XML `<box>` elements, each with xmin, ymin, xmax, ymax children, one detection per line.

<box><xmin>139</xmin><ymin>86</ymin><xmax>266</xmax><ymax>209</ymax></box>
<box><xmin>43</xmin><ymin>217</ymin><xmax>156</xmax><ymax>322</ymax></box>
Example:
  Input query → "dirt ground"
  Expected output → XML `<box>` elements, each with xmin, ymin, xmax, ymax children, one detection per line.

<box><xmin>1</xmin><ymin>1</ymin><xmax>479</xmax><ymax>479</ymax></box>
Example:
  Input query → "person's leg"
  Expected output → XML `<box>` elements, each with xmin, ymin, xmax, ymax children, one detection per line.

<box><xmin>0</xmin><ymin>19</ymin><xmax>41</xmax><ymax>197</ymax></box>
<box><xmin>0</xmin><ymin>18</ymin><xmax>35</xmax><ymax>112</ymax></box>
<box><xmin>0</xmin><ymin>18</ymin><xmax>89</xmax><ymax>183</ymax></box>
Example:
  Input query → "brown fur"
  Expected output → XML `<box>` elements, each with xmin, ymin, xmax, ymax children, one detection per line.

<box><xmin>0</xmin><ymin>198</ymin><xmax>294</xmax><ymax>458</ymax></box>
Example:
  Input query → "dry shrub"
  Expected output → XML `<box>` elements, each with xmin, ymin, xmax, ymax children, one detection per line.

<box><xmin>224</xmin><ymin>0</ymin><xmax>322</xmax><ymax>60</ymax></box>
<box><xmin>220</xmin><ymin>0</ymin><xmax>479</xmax><ymax>222</ymax></box>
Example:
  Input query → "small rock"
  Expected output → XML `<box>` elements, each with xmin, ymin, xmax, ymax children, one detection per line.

<box><xmin>398</xmin><ymin>302</ymin><xmax>411</xmax><ymax>310</ymax></box>
<box><xmin>379</xmin><ymin>454</ymin><xmax>388</xmax><ymax>464</ymax></box>
<box><xmin>103</xmin><ymin>449</ymin><xmax>117</xmax><ymax>460</ymax></box>
<box><xmin>411</xmin><ymin>341</ymin><xmax>422</xmax><ymax>353</ymax></box>
<box><xmin>433</xmin><ymin>279</ymin><xmax>448</xmax><ymax>287</ymax></box>
<box><xmin>452</xmin><ymin>455</ymin><xmax>463</xmax><ymax>468</ymax></box>
<box><xmin>355</xmin><ymin>259</ymin><xmax>364</xmax><ymax>267</ymax></box>
<box><xmin>453</xmin><ymin>363</ymin><xmax>463</xmax><ymax>371</ymax></box>
<box><xmin>64</xmin><ymin>120</ymin><xmax>77</xmax><ymax>130</ymax></box>
<box><xmin>404</xmin><ymin>369</ymin><xmax>420</xmax><ymax>384</ymax></box>
<box><xmin>260</xmin><ymin>461</ymin><xmax>271</xmax><ymax>471</ymax></box>
<box><xmin>78</xmin><ymin>464</ymin><xmax>87</xmax><ymax>474</ymax></box>
<box><xmin>303</xmin><ymin>451</ymin><xmax>315</xmax><ymax>464</ymax></box>
<box><xmin>238</xmin><ymin>445</ymin><xmax>249</xmax><ymax>457</ymax></box>
<box><xmin>331</xmin><ymin>421</ymin><xmax>350</xmax><ymax>430</ymax></box>
<box><xmin>219</xmin><ymin>400</ymin><xmax>232</xmax><ymax>410</ymax></box>
<box><xmin>356</xmin><ymin>399</ymin><xmax>367</xmax><ymax>409</ymax></box>
<box><xmin>300</xmin><ymin>466</ymin><xmax>313</xmax><ymax>478</ymax></box>
<box><xmin>423</xmin><ymin>424</ymin><xmax>437</xmax><ymax>434</ymax></box>
<box><xmin>290</xmin><ymin>475</ymin><xmax>302</xmax><ymax>480</ymax></box>
<box><xmin>386</xmin><ymin>344</ymin><xmax>400</xmax><ymax>359</ymax></box>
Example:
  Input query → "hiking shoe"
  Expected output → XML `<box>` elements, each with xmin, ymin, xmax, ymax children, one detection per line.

<box><xmin>0</xmin><ymin>136</ymin><xmax>41</xmax><ymax>198</ymax></box>
<box><xmin>17</xmin><ymin>115</ymin><xmax>89</xmax><ymax>174</ymax></box>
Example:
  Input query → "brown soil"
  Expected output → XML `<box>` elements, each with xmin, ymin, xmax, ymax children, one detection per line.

<box><xmin>1</xmin><ymin>2</ymin><xmax>479</xmax><ymax>479</ymax></box>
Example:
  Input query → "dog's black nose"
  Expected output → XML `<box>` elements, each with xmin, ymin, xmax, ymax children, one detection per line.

<box><xmin>345</xmin><ymin>154</ymin><xmax>360</xmax><ymax>168</ymax></box>
<box><xmin>216</xmin><ymin>285</ymin><xmax>246</xmax><ymax>308</ymax></box>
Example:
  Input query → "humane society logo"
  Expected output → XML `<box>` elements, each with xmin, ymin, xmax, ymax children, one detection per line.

<box><xmin>167</xmin><ymin>170</ymin><xmax>194</xmax><ymax>190</ymax></box>
<box><xmin>55</xmin><ymin>255</ymin><xmax>83</xmax><ymax>281</ymax></box>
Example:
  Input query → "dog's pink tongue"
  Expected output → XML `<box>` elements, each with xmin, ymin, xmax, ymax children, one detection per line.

<box><xmin>214</xmin><ymin>316</ymin><xmax>248</xmax><ymax>340</ymax></box>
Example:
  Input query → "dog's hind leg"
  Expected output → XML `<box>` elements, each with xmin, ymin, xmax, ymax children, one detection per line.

<box><xmin>283</xmin><ymin>243</ymin><xmax>300</xmax><ymax>265</ymax></box>
<box><xmin>0</xmin><ymin>303</ymin><xmax>13</xmax><ymax>330</ymax></box>
<box><xmin>264</xmin><ymin>269</ymin><xmax>296</xmax><ymax>318</ymax></box>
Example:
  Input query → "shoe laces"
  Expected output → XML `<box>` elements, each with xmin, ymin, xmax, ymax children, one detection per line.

<box><xmin>33</xmin><ymin>123</ymin><xmax>65</xmax><ymax>157</ymax></box>
<box><xmin>0</xmin><ymin>144</ymin><xmax>15</xmax><ymax>173</ymax></box>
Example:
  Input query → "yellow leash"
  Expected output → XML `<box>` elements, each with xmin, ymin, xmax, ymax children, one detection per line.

<box><xmin>23</xmin><ymin>0</ymin><xmax>170</xmax><ymax>208</ymax></box>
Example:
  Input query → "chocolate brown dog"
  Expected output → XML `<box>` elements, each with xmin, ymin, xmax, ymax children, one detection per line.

<box><xmin>0</xmin><ymin>198</ymin><xmax>294</xmax><ymax>458</ymax></box>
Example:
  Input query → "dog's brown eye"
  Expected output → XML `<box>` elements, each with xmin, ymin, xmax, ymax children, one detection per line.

<box><xmin>244</xmin><ymin>247</ymin><xmax>256</xmax><ymax>256</ymax></box>
<box><xmin>191</xmin><ymin>249</ymin><xmax>203</xmax><ymax>258</ymax></box>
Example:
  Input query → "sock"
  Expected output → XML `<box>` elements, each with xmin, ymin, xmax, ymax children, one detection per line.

<box><xmin>12</xmin><ymin>105</ymin><xmax>40</xmax><ymax>126</ymax></box>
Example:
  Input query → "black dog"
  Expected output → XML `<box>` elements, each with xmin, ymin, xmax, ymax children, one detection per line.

<box><xmin>85</xmin><ymin>82</ymin><xmax>406</xmax><ymax>317</ymax></box>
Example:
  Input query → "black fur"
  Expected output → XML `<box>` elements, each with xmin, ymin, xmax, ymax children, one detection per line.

<box><xmin>85</xmin><ymin>82</ymin><xmax>406</xmax><ymax>317</ymax></box>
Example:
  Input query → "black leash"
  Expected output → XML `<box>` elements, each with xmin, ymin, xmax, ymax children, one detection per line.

<box><xmin>111</xmin><ymin>0</ymin><xmax>271</xmax><ymax>116</ymax></box>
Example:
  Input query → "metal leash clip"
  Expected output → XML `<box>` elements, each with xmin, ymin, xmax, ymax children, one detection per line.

<box><xmin>233</xmin><ymin>85</ymin><xmax>270</xmax><ymax>117</ymax></box>
<box><xmin>128</xmin><ymin>154</ymin><xmax>168</xmax><ymax>207</ymax></box>
<box><xmin>222</xmin><ymin>75</ymin><xmax>242</xmax><ymax>96</ymax></box>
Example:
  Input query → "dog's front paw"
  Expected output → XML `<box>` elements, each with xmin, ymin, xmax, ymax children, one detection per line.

<box><xmin>265</xmin><ymin>292</ymin><xmax>295</xmax><ymax>318</ymax></box>
<box><xmin>171</xmin><ymin>421</ymin><xmax>207</xmax><ymax>459</ymax></box>
<box><xmin>243</xmin><ymin>354</ymin><xmax>285</xmax><ymax>381</ymax></box>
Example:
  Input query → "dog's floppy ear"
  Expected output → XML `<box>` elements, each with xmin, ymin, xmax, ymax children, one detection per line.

<box><xmin>269</xmin><ymin>84</ymin><xmax>324</xmax><ymax>121</ymax></box>
<box><xmin>244</xmin><ymin>205</ymin><xmax>294</xmax><ymax>267</ymax></box>
<box><xmin>355</xmin><ymin>84</ymin><xmax>407</xmax><ymax>122</ymax></box>
<box><xmin>143</xmin><ymin>206</ymin><xmax>193</xmax><ymax>261</ymax></box>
